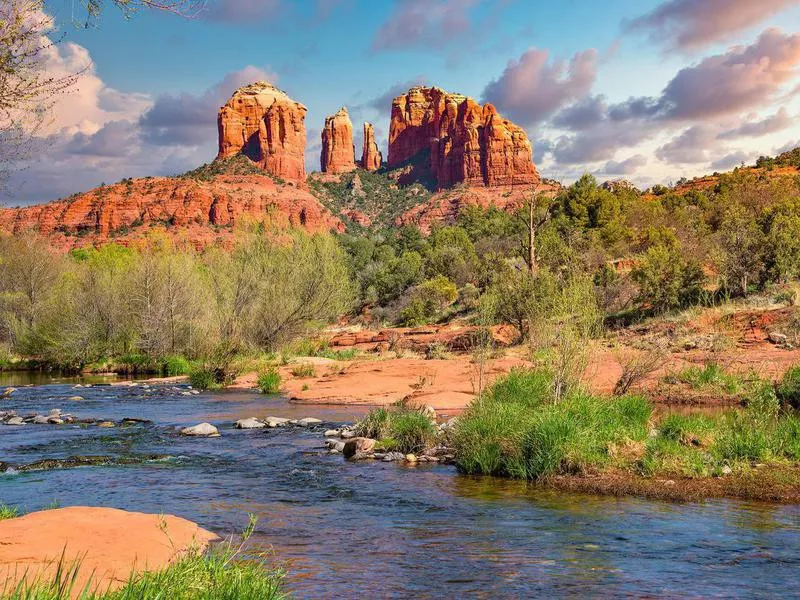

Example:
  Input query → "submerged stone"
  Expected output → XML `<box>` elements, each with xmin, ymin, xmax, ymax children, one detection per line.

<box><xmin>180</xmin><ymin>423</ymin><xmax>220</xmax><ymax>437</ymax></box>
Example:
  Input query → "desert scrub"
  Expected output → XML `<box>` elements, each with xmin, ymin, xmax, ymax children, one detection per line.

<box><xmin>0</xmin><ymin>516</ymin><xmax>284</xmax><ymax>600</ymax></box>
<box><xmin>353</xmin><ymin>406</ymin><xmax>437</xmax><ymax>453</ymax></box>
<box><xmin>290</xmin><ymin>363</ymin><xmax>316</xmax><ymax>378</ymax></box>
<box><xmin>257</xmin><ymin>368</ymin><xmax>282</xmax><ymax>394</ymax></box>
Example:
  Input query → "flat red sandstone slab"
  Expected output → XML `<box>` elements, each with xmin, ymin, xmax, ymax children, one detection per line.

<box><xmin>0</xmin><ymin>506</ymin><xmax>218</xmax><ymax>596</ymax></box>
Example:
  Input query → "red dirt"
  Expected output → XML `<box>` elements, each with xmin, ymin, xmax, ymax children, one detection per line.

<box><xmin>0</xmin><ymin>507</ymin><xmax>218</xmax><ymax>596</ymax></box>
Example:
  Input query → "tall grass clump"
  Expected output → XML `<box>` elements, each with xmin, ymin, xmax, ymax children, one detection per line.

<box><xmin>163</xmin><ymin>355</ymin><xmax>192</xmax><ymax>377</ymax></box>
<box><xmin>0</xmin><ymin>504</ymin><xmax>19</xmax><ymax>520</ymax></box>
<box><xmin>257</xmin><ymin>368</ymin><xmax>281</xmax><ymax>394</ymax></box>
<box><xmin>353</xmin><ymin>406</ymin><xmax>437</xmax><ymax>454</ymax></box>
<box><xmin>675</xmin><ymin>362</ymin><xmax>742</xmax><ymax>394</ymax></box>
<box><xmin>188</xmin><ymin>367</ymin><xmax>221</xmax><ymax>391</ymax></box>
<box><xmin>453</xmin><ymin>369</ymin><xmax>653</xmax><ymax>479</ymax></box>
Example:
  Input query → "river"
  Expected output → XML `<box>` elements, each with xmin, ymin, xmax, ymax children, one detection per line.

<box><xmin>1</xmin><ymin>376</ymin><xmax>800</xmax><ymax>598</ymax></box>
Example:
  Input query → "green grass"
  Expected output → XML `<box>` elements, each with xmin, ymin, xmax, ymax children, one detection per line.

<box><xmin>672</xmin><ymin>362</ymin><xmax>743</xmax><ymax>394</ymax></box>
<box><xmin>0</xmin><ymin>517</ymin><xmax>284</xmax><ymax>600</ymax></box>
<box><xmin>0</xmin><ymin>504</ymin><xmax>19</xmax><ymax>520</ymax></box>
<box><xmin>453</xmin><ymin>368</ymin><xmax>800</xmax><ymax>481</ymax></box>
<box><xmin>163</xmin><ymin>355</ymin><xmax>192</xmax><ymax>377</ymax></box>
<box><xmin>256</xmin><ymin>368</ymin><xmax>281</xmax><ymax>394</ymax></box>
<box><xmin>777</xmin><ymin>365</ymin><xmax>800</xmax><ymax>408</ymax></box>
<box><xmin>353</xmin><ymin>406</ymin><xmax>438</xmax><ymax>454</ymax></box>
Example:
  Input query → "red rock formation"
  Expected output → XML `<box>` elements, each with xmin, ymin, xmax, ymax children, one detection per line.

<box><xmin>388</xmin><ymin>86</ymin><xmax>540</xmax><ymax>189</ymax></box>
<box><xmin>360</xmin><ymin>122</ymin><xmax>382</xmax><ymax>171</ymax></box>
<box><xmin>320</xmin><ymin>107</ymin><xmax>356</xmax><ymax>174</ymax></box>
<box><xmin>0</xmin><ymin>175</ymin><xmax>343</xmax><ymax>251</ymax></box>
<box><xmin>217</xmin><ymin>82</ymin><xmax>307</xmax><ymax>181</ymax></box>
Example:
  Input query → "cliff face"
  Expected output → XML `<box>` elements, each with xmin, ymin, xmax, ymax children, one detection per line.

<box><xmin>217</xmin><ymin>82</ymin><xmax>307</xmax><ymax>182</ymax></box>
<box><xmin>0</xmin><ymin>175</ymin><xmax>342</xmax><ymax>251</ymax></box>
<box><xmin>360</xmin><ymin>122</ymin><xmax>382</xmax><ymax>172</ymax></box>
<box><xmin>320</xmin><ymin>107</ymin><xmax>356</xmax><ymax>174</ymax></box>
<box><xmin>387</xmin><ymin>86</ymin><xmax>540</xmax><ymax>189</ymax></box>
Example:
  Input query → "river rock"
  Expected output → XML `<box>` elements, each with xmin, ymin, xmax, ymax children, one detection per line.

<box><xmin>382</xmin><ymin>452</ymin><xmax>405</xmax><ymax>462</ymax></box>
<box><xmin>405</xmin><ymin>454</ymin><xmax>418</xmax><ymax>463</ymax></box>
<box><xmin>97</xmin><ymin>421</ymin><xmax>116</xmax><ymax>428</ymax></box>
<box><xmin>32</xmin><ymin>415</ymin><xmax>49</xmax><ymax>425</ymax></box>
<box><xmin>47</xmin><ymin>417</ymin><xmax>64</xmax><ymax>424</ymax></box>
<box><xmin>6</xmin><ymin>417</ymin><xmax>24</xmax><ymax>426</ymax></box>
<box><xmin>180</xmin><ymin>423</ymin><xmax>220</xmax><ymax>437</ymax></box>
<box><xmin>1</xmin><ymin>387</ymin><xmax>16</xmax><ymax>398</ymax></box>
<box><xmin>296</xmin><ymin>417</ymin><xmax>322</xmax><ymax>427</ymax></box>
<box><xmin>323</xmin><ymin>429</ymin><xmax>340</xmax><ymax>437</ymax></box>
<box><xmin>67</xmin><ymin>396</ymin><xmax>84</xmax><ymax>401</ymax></box>
<box><xmin>264</xmin><ymin>416</ymin><xmax>290</xmax><ymax>428</ymax></box>
<box><xmin>235</xmin><ymin>418</ymin><xmax>265</xmax><ymax>429</ymax></box>
<box><xmin>343</xmin><ymin>437</ymin><xmax>376</xmax><ymax>459</ymax></box>
<box><xmin>340</xmin><ymin>428</ymin><xmax>356</xmax><ymax>439</ymax></box>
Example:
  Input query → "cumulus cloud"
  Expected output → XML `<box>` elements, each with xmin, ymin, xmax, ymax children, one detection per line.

<box><xmin>718</xmin><ymin>108</ymin><xmax>792</xmax><ymax>139</ymax></box>
<box><xmin>482</xmin><ymin>48</ymin><xmax>598</xmax><ymax>127</ymax></box>
<box><xmin>602</xmin><ymin>155</ymin><xmax>648</xmax><ymax>175</ymax></box>
<box><xmin>711</xmin><ymin>151</ymin><xmax>755</xmax><ymax>171</ymax></box>
<box><xmin>656</xmin><ymin>28</ymin><xmax>800</xmax><ymax>119</ymax></box>
<box><xmin>626</xmin><ymin>0</ymin><xmax>797</xmax><ymax>51</ymax></box>
<box><xmin>140</xmin><ymin>65</ymin><xmax>275</xmax><ymax>146</ymax></box>
<box><xmin>361</xmin><ymin>77</ymin><xmax>428</xmax><ymax>112</ymax></box>
<box><xmin>655</xmin><ymin>125</ymin><xmax>723</xmax><ymax>165</ymax></box>
<box><xmin>371</xmin><ymin>0</ymin><xmax>480</xmax><ymax>51</ymax></box>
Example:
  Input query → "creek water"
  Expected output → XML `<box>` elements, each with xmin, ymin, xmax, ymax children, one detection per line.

<box><xmin>1</xmin><ymin>375</ymin><xmax>800</xmax><ymax>598</ymax></box>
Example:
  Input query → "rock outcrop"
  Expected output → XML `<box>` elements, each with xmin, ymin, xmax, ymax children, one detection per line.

<box><xmin>320</xmin><ymin>107</ymin><xmax>357</xmax><ymax>174</ymax></box>
<box><xmin>388</xmin><ymin>86</ymin><xmax>540</xmax><ymax>189</ymax></box>
<box><xmin>217</xmin><ymin>82</ymin><xmax>307</xmax><ymax>181</ymax></box>
<box><xmin>0</xmin><ymin>174</ymin><xmax>343</xmax><ymax>251</ymax></box>
<box><xmin>360</xmin><ymin>122</ymin><xmax>382</xmax><ymax>171</ymax></box>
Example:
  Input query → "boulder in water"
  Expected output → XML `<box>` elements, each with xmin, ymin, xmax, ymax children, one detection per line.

<box><xmin>343</xmin><ymin>437</ymin><xmax>375</xmax><ymax>459</ymax></box>
<box><xmin>6</xmin><ymin>417</ymin><xmax>24</xmax><ymax>426</ymax></box>
<box><xmin>235</xmin><ymin>418</ymin><xmax>265</xmax><ymax>429</ymax></box>
<box><xmin>180</xmin><ymin>423</ymin><xmax>220</xmax><ymax>437</ymax></box>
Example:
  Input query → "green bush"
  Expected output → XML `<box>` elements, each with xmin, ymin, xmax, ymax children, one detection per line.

<box><xmin>675</xmin><ymin>363</ymin><xmax>742</xmax><ymax>394</ymax></box>
<box><xmin>777</xmin><ymin>366</ymin><xmax>800</xmax><ymax>408</ymax></box>
<box><xmin>188</xmin><ymin>367</ymin><xmax>222</xmax><ymax>391</ymax></box>
<box><xmin>257</xmin><ymin>368</ymin><xmax>282</xmax><ymax>394</ymax></box>
<box><xmin>163</xmin><ymin>355</ymin><xmax>191</xmax><ymax>376</ymax></box>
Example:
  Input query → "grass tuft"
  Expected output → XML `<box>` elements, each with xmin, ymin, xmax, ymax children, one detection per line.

<box><xmin>256</xmin><ymin>368</ymin><xmax>281</xmax><ymax>394</ymax></box>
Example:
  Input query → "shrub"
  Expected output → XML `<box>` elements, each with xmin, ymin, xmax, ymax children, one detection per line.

<box><xmin>675</xmin><ymin>363</ymin><xmax>742</xmax><ymax>394</ymax></box>
<box><xmin>777</xmin><ymin>366</ymin><xmax>800</xmax><ymax>409</ymax></box>
<box><xmin>257</xmin><ymin>368</ymin><xmax>281</xmax><ymax>394</ymax></box>
<box><xmin>163</xmin><ymin>355</ymin><xmax>191</xmax><ymax>376</ymax></box>
<box><xmin>188</xmin><ymin>367</ymin><xmax>222</xmax><ymax>391</ymax></box>
<box><xmin>389</xmin><ymin>410</ymin><xmax>437</xmax><ymax>454</ymax></box>
<box><xmin>290</xmin><ymin>363</ymin><xmax>316</xmax><ymax>378</ymax></box>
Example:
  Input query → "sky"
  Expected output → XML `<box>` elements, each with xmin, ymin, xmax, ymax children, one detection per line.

<box><xmin>4</xmin><ymin>0</ymin><xmax>800</xmax><ymax>205</ymax></box>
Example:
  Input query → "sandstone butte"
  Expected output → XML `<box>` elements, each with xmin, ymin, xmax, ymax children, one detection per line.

<box><xmin>360</xmin><ymin>122</ymin><xmax>382</xmax><ymax>171</ymax></box>
<box><xmin>388</xmin><ymin>86</ymin><xmax>540</xmax><ymax>190</ymax></box>
<box><xmin>0</xmin><ymin>174</ymin><xmax>343</xmax><ymax>251</ymax></box>
<box><xmin>217</xmin><ymin>81</ymin><xmax>307</xmax><ymax>182</ymax></box>
<box><xmin>320</xmin><ymin>107</ymin><xmax>357</xmax><ymax>174</ymax></box>
<box><xmin>0</xmin><ymin>506</ymin><xmax>218</xmax><ymax>596</ymax></box>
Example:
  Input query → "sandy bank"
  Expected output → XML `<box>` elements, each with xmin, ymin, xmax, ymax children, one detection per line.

<box><xmin>0</xmin><ymin>506</ymin><xmax>218</xmax><ymax>595</ymax></box>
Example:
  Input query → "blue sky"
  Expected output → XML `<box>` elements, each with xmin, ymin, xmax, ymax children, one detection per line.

<box><xmin>6</xmin><ymin>0</ymin><xmax>800</xmax><ymax>204</ymax></box>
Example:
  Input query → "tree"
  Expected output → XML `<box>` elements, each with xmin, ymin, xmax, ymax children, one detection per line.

<box><xmin>0</xmin><ymin>0</ymin><xmax>202</xmax><ymax>186</ymax></box>
<box><xmin>717</xmin><ymin>206</ymin><xmax>767</xmax><ymax>296</ymax></box>
<box><xmin>522</xmin><ymin>187</ymin><xmax>554</xmax><ymax>275</ymax></box>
